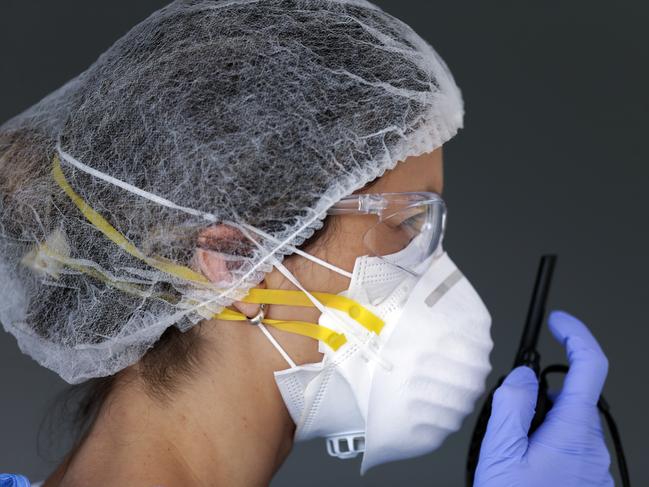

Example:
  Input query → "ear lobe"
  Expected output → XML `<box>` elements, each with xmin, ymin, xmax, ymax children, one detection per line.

<box><xmin>232</xmin><ymin>280</ymin><xmax>266</xmax><ymax>318</ymax></box>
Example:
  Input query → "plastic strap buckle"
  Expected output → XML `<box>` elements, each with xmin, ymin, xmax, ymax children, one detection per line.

<box><xmin>325</xmin><ymin>432</ymin><xmax>366</xmax><ymax>459</ymax></box>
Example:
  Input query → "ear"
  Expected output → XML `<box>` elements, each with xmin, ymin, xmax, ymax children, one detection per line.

<box><xmin>194</xmin><ymin>224</ymin><xmax>265</xmax><ymax>318</ymax></box>
<box><xmin>230</xmin><ymin>282</ymin><xmax>266</xmax><ymax>318</ymax></box>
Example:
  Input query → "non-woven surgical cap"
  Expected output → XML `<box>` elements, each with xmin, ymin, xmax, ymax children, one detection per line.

<box><xmin>0</xmin><ymin>0</ymin><xmax>464</xmax><ymax>383</ymax></box>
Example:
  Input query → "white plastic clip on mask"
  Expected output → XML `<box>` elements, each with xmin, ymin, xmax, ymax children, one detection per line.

<box><xmin>269</xmin><ymin>238</ymin><xmax>493</xmax><ymax>473</ymax></box>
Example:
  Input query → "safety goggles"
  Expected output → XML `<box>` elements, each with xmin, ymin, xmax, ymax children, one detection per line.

<box><xmin>327</xmin><ymin>192</ymin><xmax>447</xmax><ymax>274</ymax></box>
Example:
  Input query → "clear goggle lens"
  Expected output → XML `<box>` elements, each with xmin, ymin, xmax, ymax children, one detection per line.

<box><xmin>363</xmin><ymin>199</ymin><xmax>446</xmax><ymax>274</ymax></box>
<box><xmin>327</xmin><ymin>192</ymin><xmax>447</xmax><ymax>275</ymax></box>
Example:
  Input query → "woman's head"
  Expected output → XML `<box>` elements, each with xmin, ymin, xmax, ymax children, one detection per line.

<box><xmin>76</xmin><ymin>147</ymin><xmax>445</xmax><ymax>407</ymax></box>
<box><xmin>0</xmin><ymin>0</ymin><xmax>461</xmax><ymax>387</ymax></box>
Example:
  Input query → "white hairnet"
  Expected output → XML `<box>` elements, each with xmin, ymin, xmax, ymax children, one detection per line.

<box><xmin>0</xmin><ymin>0</ymin><xmax>463</xmax><ymax>383</ymax></box>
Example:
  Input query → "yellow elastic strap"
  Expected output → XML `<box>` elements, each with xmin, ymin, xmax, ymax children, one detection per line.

<box><xmin>215</xmin><ymin>307</ymin><xmax>347</xmax><ymax>351</ymax></box>
<box><xmin>241</xmin><ymin>288</ymin><xmax>385</xmax><ymax>335</ymax></box>
<box><xmin>52</xmin><ymin>156</ymin><xmax>210</xmax><ymax>286</ymax></box>
<box><xmin>38</xmin><ymin>245</ymin><xmax>178</xmax><ymax>302</ymax></box>
<box><xmin>51</xmin><ymin>155</ymin><xmax>381</xmax><ymax>349</ymax></box>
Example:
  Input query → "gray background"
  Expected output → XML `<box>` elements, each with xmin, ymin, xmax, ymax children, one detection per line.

<box><xmin>1</xmin><ymin>1</ymin><xmax>647</xmax><ymax>485</ymax></box>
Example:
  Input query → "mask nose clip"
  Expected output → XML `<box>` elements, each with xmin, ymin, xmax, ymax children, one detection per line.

<box><xmin>326</xmin><ymin>432</ymin><xmax>366</xmax><ymax>459</ymax></box>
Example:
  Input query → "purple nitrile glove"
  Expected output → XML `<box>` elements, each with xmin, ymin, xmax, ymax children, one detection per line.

<box><xmin>474</xmin><ymin>310</ymin><xmax>614</xmax><ymax>487</ymax></box>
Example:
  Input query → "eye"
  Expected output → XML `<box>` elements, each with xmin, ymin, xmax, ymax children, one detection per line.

<box><xmin>386</xmin><ymin>207</ymin><xmax>426</xmax><ymax>230</ymax></box>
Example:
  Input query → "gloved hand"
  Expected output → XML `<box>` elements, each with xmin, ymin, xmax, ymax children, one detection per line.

<box><xmin>474</xmin><ymin>310</ymin><xmax>614</xmax><ymax>487</ymax></box>
<box><xmin>0</xmin><ymin>474</ymin><xmax>30</xmax><ymax>487</ymax></box>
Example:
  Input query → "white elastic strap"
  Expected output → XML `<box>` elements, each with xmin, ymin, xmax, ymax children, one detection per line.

<box><xmin>256</xmin><ymin>323</ymin><xmax>297</xmax><ymax>369</ymax></box>
<box><xmin>239</xmin><ymin>222</ymin><xmax>353</xmax><ymax>279</ymax></box>
<box><xmin>272</xmin><ymin>256</ymin><xmax>392</xmax><ymax>371</ymax></box>
<box><xmin>57</xmin><ymin>144</ymin><xmax>217</xmax><ymax>223</ymax></box>
<box><xmin>241</xmin><ymin>221</ymin><xmax>392</xmax><ymax>371</ymax></box>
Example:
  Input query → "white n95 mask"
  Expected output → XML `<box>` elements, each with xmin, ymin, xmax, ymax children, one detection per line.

<box><xmin>269</xmin><ymin>238</ymin><xmax>493</xmax><ymax>474</ymax></box>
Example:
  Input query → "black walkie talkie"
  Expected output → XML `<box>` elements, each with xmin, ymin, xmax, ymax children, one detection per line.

<box><xmin>509</xmin><ymin>254</ymin><xmax>556</xmax><ymax>434</ymax></box>
<box><xmin>464</xmin><ymin>255</ymin><xmax>630</xmax><ymax>486</ymax></box>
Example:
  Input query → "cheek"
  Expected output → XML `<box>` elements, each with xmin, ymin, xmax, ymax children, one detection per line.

<box><xmin>331</xmin><ymin>216</ymin><xmax>373</xmax><ymax>266</ymax></box>
<box><xmin>284</xmin><ymin>252</ymin><xmax>351</xmax><ymax>295</ymax></box>
<box><xmin>433</xmin><ymin>158</ymin><xmax>444</xmax><ymax>194</ymax></box>
<box><xmin>275</xmin><ymin>216</ymin><xmax>368</xmax><ymax>295</ymax></box>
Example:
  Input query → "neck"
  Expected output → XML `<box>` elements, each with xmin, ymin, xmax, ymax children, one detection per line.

<box><xmin>54</xmin><ymin>319</ymin><xmax>296</xmax><ymax>487</ymax></box>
